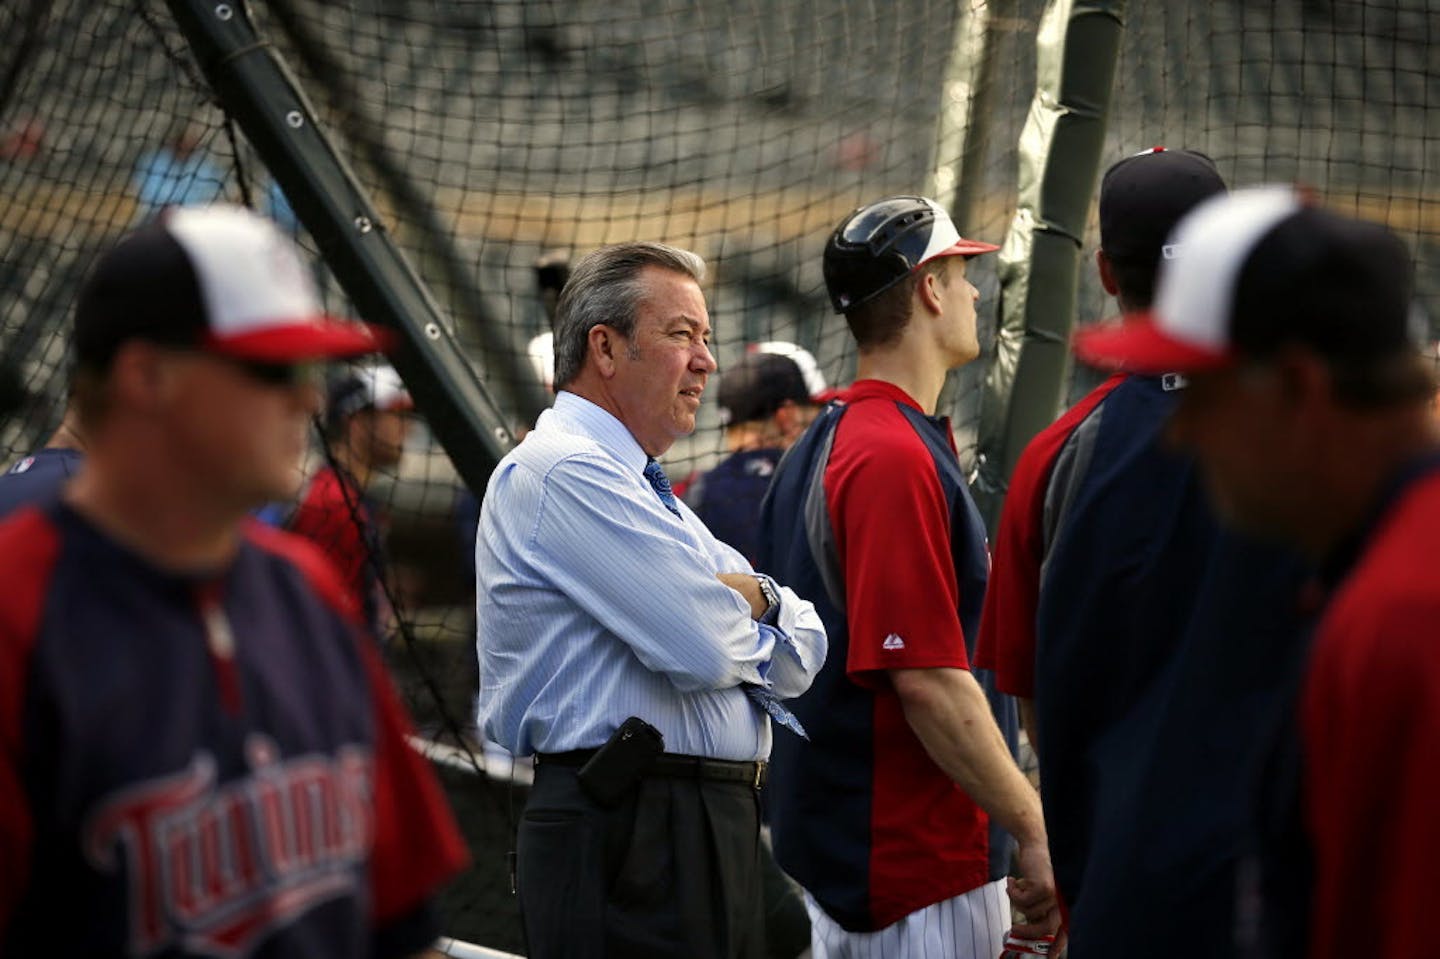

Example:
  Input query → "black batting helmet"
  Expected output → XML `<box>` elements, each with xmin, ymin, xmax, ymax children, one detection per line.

<box><xmin>822</xmin><ymin>196</ymin><xmax>999</xmax><ymax>313</ymax></box>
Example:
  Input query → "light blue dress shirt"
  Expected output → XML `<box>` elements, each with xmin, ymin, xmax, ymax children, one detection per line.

<box><xmin>476</xmin><ymin>391</ymin><xmax>827</xmax><ymax>761</ymax></box>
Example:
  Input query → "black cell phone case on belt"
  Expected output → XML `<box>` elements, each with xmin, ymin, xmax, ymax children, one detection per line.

<box><xmin>576</xmin><ymin>716</ymin><xmax>665</xmax><ymax>806</ymax></box>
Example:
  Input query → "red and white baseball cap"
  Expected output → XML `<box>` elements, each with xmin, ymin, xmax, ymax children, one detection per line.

<box><xmin>1074</xmin><ymin>186</ymin><xmax>1416</xmax><ymax>374</ymax></box>
<box><xmin>75</xmin><ymin>204</ymin><xmax>391</xmax><ymax>370</ymax></box>
<box><xmin>329</xmin><ymin>362</ymin><xmax>413</xmax><ymax>415</ymax></box>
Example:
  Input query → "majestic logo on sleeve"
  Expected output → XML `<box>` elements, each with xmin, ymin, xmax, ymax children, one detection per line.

<box><xmin>81</xmin><ymin>735</ymin><xmax>375</xmax><ymax>957</ymax></box>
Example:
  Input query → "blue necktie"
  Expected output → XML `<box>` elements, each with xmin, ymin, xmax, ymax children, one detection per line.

<box><xmin>643</xmin><ymin>458</ymin><xmax>681</xmax><ymax>516</ymax></box>
<box><xmin>745</xmin><ymin>683</ymin><xmax>809</xmax><ymax>740</ymax></box>
<box><xmin>642</xmin><ymin>458</ymin><xmax>808</xmax><ymax>739</ymax></box>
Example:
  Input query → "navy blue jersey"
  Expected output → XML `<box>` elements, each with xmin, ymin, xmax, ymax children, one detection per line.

<box><xmin>0</xmin><ymin>447</ymin><xmax>84</xmax><ymax>520</ymax></box>
<box><xmin>758</xmin><ymin>381</ymin><xmax>1017</xmax><ymax>931</ymax></box>
<box><xmin>1034</xmin><ymin>375</ymin><xmax>1310</xmax><ymax>957</ymax></box>
<box><xmin>684</xmin><ymin>447</ymin><xmax>782</xmax><ymax>565</ymax></box>
<box><xmin>0</xmin><ymin>503</ymin><xmax>467</xmax><ymax>957</ymax></box>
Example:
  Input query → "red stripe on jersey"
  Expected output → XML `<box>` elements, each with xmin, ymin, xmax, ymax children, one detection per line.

<box><xmin>0</xmin><ymin>507</ymin><xmax>64</xmax><ymax>930</ymax></box>
<box><xmin>975</xmin><ymin>374</ymin><xmax>1126</xmax><ymax>697</ymax></box>
<box><xmin>354</xmin><ymin>639</ymin><xmax>469</xmax><ymax>923</ymax></box>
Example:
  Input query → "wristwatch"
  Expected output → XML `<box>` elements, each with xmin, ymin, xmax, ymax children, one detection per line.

<box><xmin>755</xmin><ymin>575</ymin><xmax>780</xmax><ymax>621</ymax></box>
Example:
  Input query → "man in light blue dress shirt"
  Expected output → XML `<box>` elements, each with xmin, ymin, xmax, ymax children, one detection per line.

<box><xmin>475</xmin><ymin>241</ymin><xmax>827</xmax><ymax>959</ymax></box>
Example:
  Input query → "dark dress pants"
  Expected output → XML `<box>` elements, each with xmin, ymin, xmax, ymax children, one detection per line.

<box><xmin>518</xmin><ymin>763</ymin><xmax>766</xmax><ymax>959</ymax></box>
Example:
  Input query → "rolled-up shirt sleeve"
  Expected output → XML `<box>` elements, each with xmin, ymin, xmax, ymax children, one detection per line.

<box><xmin>700</xmin><ymin>524</ymin><xmax>826</xmax><ymax>700</ymax></box>
<box><xmin>752</xmin><ymin>576</ymin><xmax>826</xmax><ymax>699</ymax></box>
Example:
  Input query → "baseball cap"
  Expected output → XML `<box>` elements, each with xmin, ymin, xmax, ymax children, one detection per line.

<box><xmin>527</xmin><ymin>331</ymin><xmax>555</xmax><ymax>392</ymax></box>
<box><xmin>1099</xmin><ymin>147</ymin><xmax>1227</xmax><ymax>264</ymax></box>
<box><xmin>74</xmin><ymin>205</ymin><xmax>390</xmax><ymax>372</ymax></box>
<box><xmin>823</xmin><ymin>196</ymin><xmax>998</xmax><ymax>312</ymax></box>
<box><xmin>326</xmin><ymin>363</ymin><xmax>414</xmax><ymax>429</ymax></box>
<box><xmin>750</xmin><ymin>340</ymin><xmax>828</xmax><ymax>397</ymax></box>
<box><xmin>718</xmin><ymin>351</ymin><xmax>815</xmax><ymax>426</ymax></box>
<box><xmin>1074</xmin><ymin>186</ymin><xmax>1416</xmax><ymax>374</ymax></box>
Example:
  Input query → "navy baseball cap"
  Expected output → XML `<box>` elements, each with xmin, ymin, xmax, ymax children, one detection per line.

<box><xmin>718</xmin><ymin>351</ymin><xmax>814</xmax><ymax>426</ymax></box>
<box><xmin>75</xmin><ymin>205</ymin><xmax>390</xmax><ymax>371</ymax></box>
<box><xmin>823</xmin><ymin>196</ymin><xmax>998</xmax><ymax>313</ymax></box>
<box><xmin>325</xmin><ymin>363</ymin><xmax>414</xmax><ymax>432</ymax></box>
<box><xmin>1099</xmin><ymin>147</ymin><xmax>1227</xmax><ymax>265</ymax></box>
<box><xmin>1075</xmin><ymin>186</ymin><xmax>1416</xmax><ymax>374</ymax></box>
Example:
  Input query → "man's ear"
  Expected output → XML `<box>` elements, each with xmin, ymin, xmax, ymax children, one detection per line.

<box><xmin>916</xmin><ymin>269</ymin><xmax>945</xmax><ymax>316</ymax></box>
<box><xmin>108</xmin><ymin>341</ymin><xmax>170</xmax><ymax>413</ymax></box>
<box><xmin>1271</xmin><ymin>347</ymin><xmax>1332</xmax><ymax>408</ymax></box>
<box><xmin>588</xmin><ymin>324</ymin><xmax>621</xmax><ymax>378</ymax></box>
<box><xmin>1096</xmin><ymin>250</ymin><xmax>1120</xmax><ymax>297</ymax></box>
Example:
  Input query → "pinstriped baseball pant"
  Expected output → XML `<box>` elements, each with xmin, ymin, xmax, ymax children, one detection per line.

<box><xmin>803</xmin><ymin>880</ymin><xmax>1009</xmax><ymax>959</ymax></box>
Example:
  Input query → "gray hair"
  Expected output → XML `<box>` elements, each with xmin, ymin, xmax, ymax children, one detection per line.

<box><xmin>552</xmin><ymin>242</ymin><xmax>706</xmax><ymax>390</ymax></box>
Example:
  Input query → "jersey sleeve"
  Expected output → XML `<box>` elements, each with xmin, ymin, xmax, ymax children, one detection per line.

<box><xmin>975</xmin><ymin>377</ymin><xmax>1122</xmax><ymax>698</ymax></box>
<box><xmin>356</xmin><ymin>638</ymin><xmax>469</xmax><ymax>944</ymax></box>
<box><xmin>0</xmin><ymin>509</ymin><xmax>62</xmax><ymax>935</ymax></box>
<box><xmin>974</xmin><ymin>436</ymin><xmax>1050</xmax><ymax>698</ymax></box>
<box><xmin>825</xmin><ymin>413</ymin><xmax>968</xmax><ymax>683</ymax></box>
<box><xmin>1301</xmin><ymin>589</ymin><xmax>1440</xmax><ymax>957</ymax></box>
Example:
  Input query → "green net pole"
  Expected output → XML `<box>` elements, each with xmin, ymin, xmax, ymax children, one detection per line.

<box><xmin>163</xmin><ymin>0</ymin><xmax>516</xmax><ymax>496</ymax></box>
<box><xmin>972</xmin><ymin>0</ymin><xmax>1125</xmax><ymax>533</ymax></box>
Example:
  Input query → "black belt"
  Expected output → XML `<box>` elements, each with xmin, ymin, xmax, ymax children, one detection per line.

<box><xmin>536</xmin><ymin>749</ymin><xmax>767</xmax><ymax>789</ymax></box>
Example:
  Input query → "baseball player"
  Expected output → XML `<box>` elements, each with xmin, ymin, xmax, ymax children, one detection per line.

<box><xmin>974</xmin><ymin>149</ymin><xmax>1311</xmax><ymax>955</ymax></box>
<box><xmin>287</xmin><ymin>363</ymin><xmax>414</xmax><ymax>638</ymax></box>
<box><xmin>0</xmin><ymin>205</ymin><xmax>467</xmax><ymax>957</ymax></box>
<box><xmin>0</xmin><ymin>403</ymin><xmax>86</xmax><ymax>519</ymax></box>
<box><xmin>759</xmin><ymin>196</ymin><xmax>1056</xmax><ymax>957</ymax></box>
<box><xmin>1074</xmin><ymin>186</ymin><xmax>1440</xmax><ymax>959</ymax></box>
<box><xmin>682</xmin><ymin>344</ymin><xmax>826</xmax><ymax>564</ymax></box>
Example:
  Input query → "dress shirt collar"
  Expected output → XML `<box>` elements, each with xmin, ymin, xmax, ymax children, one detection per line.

<box><xmin>546</xmin><ymin>390</ymin><xmax>651</xmax><ymax>475</ymax></box>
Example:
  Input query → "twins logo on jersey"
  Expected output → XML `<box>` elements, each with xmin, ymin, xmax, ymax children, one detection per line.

<box><xmin>81</xmin><ymin>734</ymin><xmax>375</xmax><ymax>957</ymax></box>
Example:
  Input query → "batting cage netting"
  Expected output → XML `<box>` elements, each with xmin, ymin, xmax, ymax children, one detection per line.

<box><xmin>1</xmin><ymin>0</ymin><xmax>1436</xmax><ymax>952</ymax></box>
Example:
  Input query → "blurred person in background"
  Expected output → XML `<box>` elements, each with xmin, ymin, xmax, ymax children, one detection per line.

<box><xmin>0</xmin><ymin>399</ymin><xmax>87</xmax><ymax>520</ymax></box>
<box><xmin>287</xmin><ymin>362</ymin><xmax>414</xmax><ymax>640</ymax></box>
<box><xmin>681</xmin><ymin>343</ymin><xmax>827</xmax><ymax>565</ymax></box>
<box><xmin>132</xmin><ymin>121</ymin><xmax>224</xmax><ymax>218</ymax></box>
